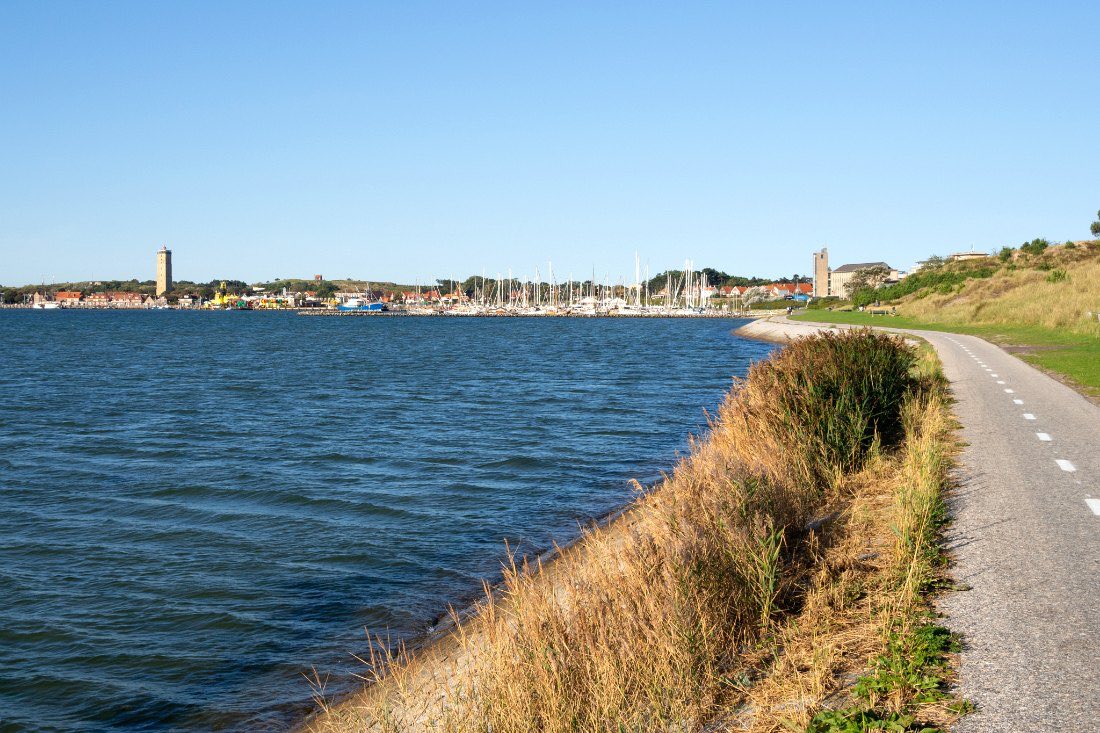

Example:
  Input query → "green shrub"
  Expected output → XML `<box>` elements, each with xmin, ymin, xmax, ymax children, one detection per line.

<box><xmin>1065</xmin><ymin>241</ymin><xmax>1077</xmax><ymax>250</ymax></box>
<box><xmin>808</xmin><ymin>296</ymin><xmax>845</xmax><ymax>310</ymax></box>
<box><xmin>755</xmin><ymin>298</ymin><xmax>806</xmax><ymax>310</ymax></box>
<box><xmin>1046</xmin><ymin>268</ymin><xmax>1068</xmax><ymax>283</ymax></box>
<box><xmin>998</xmin><ymin>246</ymin><xmax>1014</xmax><ymax>262</ymax></box>
<box><xmin>745</xmin><ymin>330</ymin><xmax>917</xmax><ymax>488</ymax></box>
<box><xmin>1020</xmin><ymin>238</ymin><xmax>1049</xmax><ymax>256</ymax></box>
<box><xmin>851</xmin><ymin>266</ymin><xmax>994</xmax><ymax>307</ymax></box>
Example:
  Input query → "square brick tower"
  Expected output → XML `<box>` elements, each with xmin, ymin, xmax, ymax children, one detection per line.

<box><xmin>156</xmin><ymin>245</ymin><xmax>173</xmax><ymax>296</ymax></box>
<box><xmin>812</xmin><ymin>247</ymin><xmax>829</xmax><ymax>297</ymax></box>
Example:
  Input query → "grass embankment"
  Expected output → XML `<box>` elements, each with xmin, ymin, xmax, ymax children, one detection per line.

<box><xmin>305</xmin><ymin>332</ymin><xmax>962</xmax><ymax>733</ymax></box>
<box><xmin>794</xmin><ymin>242</ymin><xmax>1100</xmax><ymax>397</ymax></box>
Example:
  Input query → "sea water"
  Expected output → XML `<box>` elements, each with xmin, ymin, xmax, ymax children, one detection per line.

<box><xmin>0</xmin><ymin>311</ymin><xmax>773</xmax><ymax>731</ymax></box>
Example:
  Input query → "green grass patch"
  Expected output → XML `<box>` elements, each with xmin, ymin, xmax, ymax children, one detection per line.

<box><xmin>807</xmin><ymin>708</ymin><xmax>939</xmax><ymax>733</ymax></box>
<box><xmin>807</xmin><ymin>619</ymin><xmax>965</xmax><ymax>733</ymax></box>
<box><xmin>852</xmin><ymin>623</ymin><xmax>959</xmax><ymax>707</ymax></box>
<box><xmin>1024</xmin><ymin>343</ymin><xmax>1100</xmax><ymax>397</ymax></box>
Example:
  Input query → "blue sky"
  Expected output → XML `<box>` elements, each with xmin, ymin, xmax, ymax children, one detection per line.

<box><xmin>2</xmin><ymin>1</ymin><xmax>1098</xmax><ymax>285</ymax></box>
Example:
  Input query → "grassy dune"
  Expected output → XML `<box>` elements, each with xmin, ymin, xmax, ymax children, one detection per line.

<box><xmin>304</xmin><ymin>332</ymin><xmax>961</xmax><ymax>733</ymax></box>
<box><xmin>902</xmin><ymin>246</ymin><xmax>1100</xmax><ymax>334</ymax></box>
<box><xmin>795</xmin><ymin>242</ymin><xmax>1100</xmax><ymax>395</ymax></box>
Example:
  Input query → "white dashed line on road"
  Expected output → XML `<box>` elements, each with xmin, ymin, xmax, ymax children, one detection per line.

<box><xmin>1056</xmin><ymin>459</ymin><xmax>1077</xmax><ymax>473</ymax></box>
<box><xmin>1023</xmin><ymin>413</ymin><xmax>1036</xmax><ymax>420</ymax></box>
<box><xmin>997</xmin><ymin>380</ymin><xmax>1006</xmax><ymax>384</ymax></box>
<box><xmin>1005</xmin><ymin>389</ymin><xmax>1015</xmax><ymax>394</ymax></box>
<box><xmin>1036</xmin><ymin>433</ymin><xmax>1052</xmax><ymax>441</ymax></box>
<box><xmin>1086</xmin><ymin>498</ymin><xmax>1100</xmax><ymax>516</ymax></box>
<box><xmin>1013</xmin><ymin>399</ymin><xmax>1024</xmax><ymax>404</ymax></box>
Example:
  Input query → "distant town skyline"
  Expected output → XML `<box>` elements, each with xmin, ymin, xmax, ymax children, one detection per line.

<box><xmin>2</xmin><ymin>2</ymin><xmax>1098</xmax><ymax>285</ymax></box>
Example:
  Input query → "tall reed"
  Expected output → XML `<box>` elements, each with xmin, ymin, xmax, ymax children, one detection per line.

<box><xmin>726</xmin><ymin>330</ymin><xmax>916</xmax><ymax>491</ymax></box>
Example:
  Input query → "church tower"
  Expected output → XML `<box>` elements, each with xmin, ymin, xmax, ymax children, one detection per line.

<box><xmin>156</xmin><ymin>245</ymin><xmax>173</xmax><ymax>296</ymax></box>
<box><xmin>812</xmin><ymin>247</ymin><xmax>829</xmax><ymax>298</ymax></box>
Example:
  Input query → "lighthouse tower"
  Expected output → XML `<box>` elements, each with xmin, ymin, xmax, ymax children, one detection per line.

<box><xmin>156</xmin><ymin>245</ymin><xmax>173</xmax><ymax>296</ymax></box>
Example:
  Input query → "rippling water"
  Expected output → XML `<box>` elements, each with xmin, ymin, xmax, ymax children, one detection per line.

<box><xmin>0</xmin><ymin>311</ymin><xmax>773</xmax><ymax>731</ymax></box>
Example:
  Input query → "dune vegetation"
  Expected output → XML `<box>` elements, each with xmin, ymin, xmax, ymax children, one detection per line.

<box><xmin>796</xmin><ymin>241</ymin><xmax>1100</xmax><ymax>395</ymax></box>
<box><xmin>899</xmin><ymin>243</ymin><xmax>1100</xmax><ymax>336</ymax></box>
<box><xmin>303</xmin><ymin>331</ymin><xmax>963</xmax><ymax>733</ymax></box>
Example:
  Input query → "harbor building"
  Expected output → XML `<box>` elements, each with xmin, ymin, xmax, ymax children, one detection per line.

<box><xmin>156</xmin><ymin>245</ymin><xmax>173</xmax><ymax>296</ymax></box>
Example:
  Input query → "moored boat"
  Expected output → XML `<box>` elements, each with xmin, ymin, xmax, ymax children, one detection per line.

<box><xmin>336</xmin><ymin>297</ymin><xmax>386</xmax><ymax>312</ymax></box>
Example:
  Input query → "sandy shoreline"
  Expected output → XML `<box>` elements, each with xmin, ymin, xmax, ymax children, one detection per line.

<box><xmin>733</xmin><ymin>314</ymin><xmax>845</xmax><ymax>343</ymax></box>
<box><xmin>296</xmin><ymin>316</ymin><xmax>832</xmax><ymax>732</ymax></box>
<box><xmin>296</xmin><ymin>495</ymin><xmax>663</xmax><ymax>732</ymax></box>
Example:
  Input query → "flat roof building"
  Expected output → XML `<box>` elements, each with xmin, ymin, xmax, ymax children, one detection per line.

<box><xmin>949</xmin><ymin>251</ymin><xmax>990</xmax><ymax>262</ymax></box>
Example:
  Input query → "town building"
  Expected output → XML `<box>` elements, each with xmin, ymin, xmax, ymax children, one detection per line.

<box><xmin>107</xmin><ymin>291</ymin><xmax>145</xmax><ymax>308</ymax></box>
<box><xmin>828</xmin><ymin>262</ymin><xmax>898</xmax><ymax>298</ymax></box>
<box><xmin>156</xmin><ymin>245</ymin><xmax>173</xmax><ymax>296</ymax></box>
<box><xmin>949</xmin><ymin>250</ymin><xmax>990</xmax><ymax>262</ymax></box>
<box><xmin>768</xmin><ymin>282</ymin><xmax>813</xmax><ymax>299</ymax></box>
<box><xmin>812</xmin><ymin>248</ymin><xmax>898</xmax><ymax>297</ymax></box>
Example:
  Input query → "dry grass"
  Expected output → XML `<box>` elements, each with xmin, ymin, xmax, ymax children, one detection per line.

<box><xmin>901</xmin><ymin>243</ymin><xmax>1100</xmax><ymax>336</ymax></box>
<box><xmin>732</xmin><ymin>346</ymin><xmax>961</xmax><ymax>732</ymax></box>
<box><xmin>302</xmin><ymin>332</ymin><xmax>957</xmax><ymax>733</ymax></box>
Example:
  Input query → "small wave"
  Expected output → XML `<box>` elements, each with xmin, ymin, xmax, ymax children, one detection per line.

<box><xmin>294</xmin><ymin>451</ymin><xmax>380</xmax><ymax>466</ymax></box>
<box><xmin>475</xmin><ymin>455</ymin><xmax>552</xmax><ymax>470</ymax></box>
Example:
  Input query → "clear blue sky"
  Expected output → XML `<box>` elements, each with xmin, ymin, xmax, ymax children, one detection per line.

<box><xmin>2</xmin><ymin>1</ymin><xmax>1098</xmax><ymax>286</ymax></box>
